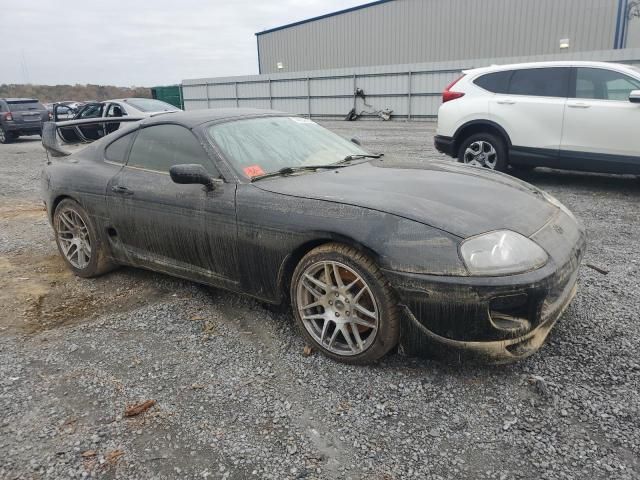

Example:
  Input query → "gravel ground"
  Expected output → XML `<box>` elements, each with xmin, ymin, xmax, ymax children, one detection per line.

<box><xmin>0</xmin><ymin>123</ymin><xmax>639</xmax><ymax>480</ymax></box>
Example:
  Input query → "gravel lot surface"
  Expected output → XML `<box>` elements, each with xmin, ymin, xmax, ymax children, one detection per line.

<box><xmin>1</xmin><ymin>122</ymin><xmax>639</xmax><ymax>480</ymax></box>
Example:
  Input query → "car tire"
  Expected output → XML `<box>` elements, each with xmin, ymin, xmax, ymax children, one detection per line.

<box><xmin>290</xmin><ymin>243</ymin><xmax>400</xmax><ymax>364</ymax></box>
<box><xmin>53</xmin><ymin>199</ymin><xmax>116</xmax><ymax>278</ymax></box>
<box><xmin>0</xmin><ymin>126</ymin><xmax>13</xmax><ymax>144</ymax></box>
<box><xmin>458</xmin><ymin>132</ymin><xmax>508</xmax><ymax>172</ymax></box>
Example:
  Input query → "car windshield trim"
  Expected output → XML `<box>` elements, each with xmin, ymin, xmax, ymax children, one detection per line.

<box><xmin>335</xmin><ymin>153</ymin><xmax>384</xmax><ymax>164</ymax></box>
<box><xmin>249</xmin><ymin>164</ymin><xmax>351</xmax><ymax>182</ymax></box>
<box><xmin>249</xmin><ymin>154</ymin><xmax>384</xmax><ymax>182</ymax></box>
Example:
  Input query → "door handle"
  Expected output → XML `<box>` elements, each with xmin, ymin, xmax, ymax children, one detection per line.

<box><xmin>496</xmin><ymin>99</ymin><xmax>516</xmax><ymax>105</ymax></box>
<box><xmin>111</xmin><ymin>185</ymin><xmax>134</xmax><ymax>195</ymax></box>
<box><xmin>567</xmin><ymin>102</ymin><xmax>590</xmax><ymax>108</ymax></box>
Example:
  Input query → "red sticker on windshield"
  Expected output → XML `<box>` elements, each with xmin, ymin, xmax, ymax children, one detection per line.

<box><xmin>243</xmin><ymin>165</ymin><xmax>265</xmax><ymax>177</ymax></box>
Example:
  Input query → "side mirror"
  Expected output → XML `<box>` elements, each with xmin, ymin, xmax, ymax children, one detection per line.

<box><xmin>170</xmin><ymin>164</ymin><xmax>216</xmax><ymax>188</ymax></box>
<box><xmin>629</xmin><ymin>90</ymin><xmax>640</xmax><ymax>103</ymax></box>
<box><xmin>350</xmin><ymin>137</ymin><xmax>362</xmax><ymax>146</ymax></box>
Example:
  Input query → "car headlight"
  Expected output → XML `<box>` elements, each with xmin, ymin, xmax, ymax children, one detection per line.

<box><xmin>460</xmin><ymin>230</ymin><xmax>548</xmax><ymax>276</ymax></box>
<box><xmin>541</xmin><ymin>191</ymin><xmax>577</xmax><ymax>223</ymax></box>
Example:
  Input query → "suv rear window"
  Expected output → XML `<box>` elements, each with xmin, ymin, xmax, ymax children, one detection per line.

<box><xmin>508</xmin><ymin>68</ymin><xmax>569</xmax><ymax>98</ymax></box>
<box><xmin>7</xmin><ymin>101</ymin><xmax>45</xmax><ymax>112</ymax></box>
<box><xmin>474</xmin><ymin>71</ymin><xmax>511</xmax><ymax>93</ymax></box>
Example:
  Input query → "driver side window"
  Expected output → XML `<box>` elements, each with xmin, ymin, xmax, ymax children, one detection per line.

<box><xmin>127</xmin><ymin>124</ymin><xmax>218</xmax><ymax>176</ymax></box>
<box><xmin>574</xmin><ymin>68</ymin><xmax>640</xmax><ymax>101</ymax></box>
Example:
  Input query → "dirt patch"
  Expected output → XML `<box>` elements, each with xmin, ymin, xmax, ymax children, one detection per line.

<box><xmin>0</xmin><ymin>202</ymin><xmax>46</xmax><ymax>220</ymax></box>
<box><xmin>0</xmin><ymin>253</ymin><xmax>166</xmax><ymax>334</ymax></box>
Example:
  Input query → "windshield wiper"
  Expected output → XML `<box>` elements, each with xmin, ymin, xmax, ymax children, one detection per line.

<box><xmin>250</xmin><ymin>164</ymin><xmax>347</xmax><ymax>182</ymax></box>
<box><xmin>334</xmin><ymin>153</ymin><xmax>384</xmax><ymax>165</ymax></box>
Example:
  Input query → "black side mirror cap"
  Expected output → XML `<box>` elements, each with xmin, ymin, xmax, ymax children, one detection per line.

<box><xmin>350</xmin><ymin>137</ymin><xmax>362</xmax><ymax>146</ymax></box>
<box><xmin>169</xmin><ymin>164</ymin><xmax>217</xmax><ymax>188</ymax></box>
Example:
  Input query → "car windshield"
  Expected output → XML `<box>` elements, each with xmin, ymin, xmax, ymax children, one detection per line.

<box><xmin>207</xmin><ymin>116</ymin><xmax>369</xmax><ymax>179</ymax></box>
<box><xmin>124</xmin><ymin>98</ymin><xmax>177</xmax><ymax>112</ymax></box>
<box><xmin>8</xmin><ymin>101</ymin><xmax>45</xmax><ymax>112</ymax></box>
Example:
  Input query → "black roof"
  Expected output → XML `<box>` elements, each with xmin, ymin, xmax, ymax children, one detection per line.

<box><xmin>141</xmin><ymin>108</ymin><xmax>289</xmax><ymax>128</ymax></box>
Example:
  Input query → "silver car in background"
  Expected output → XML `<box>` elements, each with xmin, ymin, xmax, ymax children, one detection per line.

<box><xmin>54</xmin><ymin>98</ymin><xmax>181</xmax><ymax>142</ymax></box>
<box><xmin>72</xmin><ymin>98</ymin><xmax>180</xmax><ymax>121</ymax></box>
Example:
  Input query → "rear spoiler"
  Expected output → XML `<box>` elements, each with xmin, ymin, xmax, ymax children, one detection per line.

<box><xmin>42</xmin><ymin>117</ymin><xmax>143</xmax><ymax>157</ymax></box>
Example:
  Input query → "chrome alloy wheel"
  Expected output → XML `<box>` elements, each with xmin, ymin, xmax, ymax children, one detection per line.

<box><xmin>56</xmin><ymin>207</ymin><xmax>92</xmax><ymax>269</ymax></box>
<box><xmin>0</xmin><ymin>127</ymin><xmax>6</xmax><ymax>143</ymax></box>
<box><xmin>463</xmin><ymin>140</ymin><xmax>498</xmax><ymax>169</ymax></box>
<box><xmin>296</xmin><ymin>260</ymin><xmax>379</xmax><ymax>356</ymax></box>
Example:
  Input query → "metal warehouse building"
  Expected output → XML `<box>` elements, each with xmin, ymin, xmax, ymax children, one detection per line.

<box><xmin>183</xmin><ymin>0</ymin><xmax>640</xmax><ymax>119</ymax></box>
<box><xmin>256</xmin><ymin>0</ymin><xmax>640</xmax><ymax>74</ymax></box>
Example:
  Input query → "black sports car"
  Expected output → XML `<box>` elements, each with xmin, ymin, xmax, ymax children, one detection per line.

<box><xmin>41</xmin><ymin>109</ymin><xmax>585</xmax><ymax>364</ymax></box>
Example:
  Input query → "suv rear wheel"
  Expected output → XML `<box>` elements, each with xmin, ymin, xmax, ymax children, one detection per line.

<box><xmin>458</xmin><ymin>132</ymin><xmax>507</xmax><ymax>172</ymax></box>
<box><xmin>0</xmin><ymin>126</ymin><xmax>14</xmax><ymax>144</ymax></box>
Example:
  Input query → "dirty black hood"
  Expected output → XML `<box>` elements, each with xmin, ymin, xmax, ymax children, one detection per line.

<box><xmin>252</xmin><ymin>160</ymin><xmax>557</xmax><ymax>238</ymax></box>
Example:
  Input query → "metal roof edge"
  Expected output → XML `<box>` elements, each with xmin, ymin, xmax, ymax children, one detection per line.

<box><xmin>255</xmin><ymin>0</ymin><xmax>394</xmax><ymax>36</ymax></box>
<box><xmin>182</xmin><ymin>47</ymin><xmax>640</xmax><ymax>86</ymax></box>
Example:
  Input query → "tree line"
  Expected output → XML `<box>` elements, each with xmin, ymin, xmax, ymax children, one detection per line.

<box><xmin>0</xmin><ymin>84</ymin><xmax>152</xmax><ymax>103</ymax></box>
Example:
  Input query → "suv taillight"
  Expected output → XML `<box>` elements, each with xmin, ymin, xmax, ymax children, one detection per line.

<box><xmin>48</xmin><ymin>112</ymin><xmax>53</xmax><ymax>120</ymax></box>
<box><xmin>4</xmin><ymin>112</ymin><xmax>13</xmax><ymax>121</ymax></box>
<box><xmin>442</xmin><ymin>75</ymin><xmax>465</xmax><ymax>103</ymax></box>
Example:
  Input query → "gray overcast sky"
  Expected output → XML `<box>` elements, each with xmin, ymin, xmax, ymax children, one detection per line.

<box><xmin>1</xmin><ymin>0</ymin><xmax>366</xmax><ymax>86</ymax></box>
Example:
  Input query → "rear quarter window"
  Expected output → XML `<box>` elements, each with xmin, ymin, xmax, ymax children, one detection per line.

<box><xmin>508</xmin><ymin>68</ymin><xmax>569</xmax><ymax>98</ymax></box>
<box><xmin>473</xmin><ymin>71</ymin><xmax>511</xmax><ymax>93</ymax></box>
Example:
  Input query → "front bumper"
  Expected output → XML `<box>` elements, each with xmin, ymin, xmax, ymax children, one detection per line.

<box><xmin>434</xmin><ymin>135</ymin><xmax>455</xmax><ymax>157</ymax></box>
<box><xmin>386</xmin><ymin>210</ymin><xmax>586</xmax><ymax>363</ymax></box>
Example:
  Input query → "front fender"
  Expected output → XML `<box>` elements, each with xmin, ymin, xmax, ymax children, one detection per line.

<box><xmin>236</xmin><ymin>185</ymin><xmax>466</xmax><ymax>302</ymax></box>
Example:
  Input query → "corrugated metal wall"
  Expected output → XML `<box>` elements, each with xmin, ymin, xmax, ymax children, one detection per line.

<box><xmin>257</xmin><ymin>0</ymin><xmax>623</xmax><ymax>74</ymax></box>
<box><xmin>182</xmin><ymin>48</ymin><xmax>640</xmax><ymax>120</ymax></box>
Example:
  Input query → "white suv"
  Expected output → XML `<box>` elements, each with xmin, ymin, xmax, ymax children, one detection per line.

<box><xmin>434</xmin><ymin>61</ymin><xmax>640</xmax><ymax>174</ymax></box>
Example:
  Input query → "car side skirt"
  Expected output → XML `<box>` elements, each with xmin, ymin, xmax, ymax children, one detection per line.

<box><xmin>509</xmin><ymin>145</ymin><xmax>640</xmax><ymax>175</ymax></box>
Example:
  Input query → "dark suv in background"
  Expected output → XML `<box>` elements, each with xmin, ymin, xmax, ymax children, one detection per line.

<box><xmin>0</xmin><ymin>98</ymin><xmax>50</xmax><ymax>144</ymax></box>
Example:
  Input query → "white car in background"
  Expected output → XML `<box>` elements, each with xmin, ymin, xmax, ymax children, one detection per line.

<box><xmin>58</xmin><ymin>98</ymin><xmax>181</xmax><ymax>142</ymax></box>
<box><xmin>434</xmin><ymin>61</ymin><xmax>640</xmax><ymax>175</ymax></box>
<box><xmin>73</xmin><ymin>98</ymin><xmax>180</xmax><ymax>121</ymax></box>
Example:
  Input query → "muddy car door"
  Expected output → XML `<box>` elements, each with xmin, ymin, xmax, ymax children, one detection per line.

<box><xmin>106</xmin><ymin>123</ymin><xmax>239</xmax><ymax>289</ymax></box>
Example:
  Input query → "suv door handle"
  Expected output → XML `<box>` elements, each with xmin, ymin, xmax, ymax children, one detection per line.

<box><xmin>111</xmin><ymin>185</ymin><xmax>134</xmax><ymax>195</ymax></box>
<box><xmin>496</xmin><ymin>99</ymin><xmax>516</xmax><ymax>105</ymax></box>
<box><xmin>567</xmin><ymin>102</ymin><xmax>591</xmax><ymax>108</ymax></box>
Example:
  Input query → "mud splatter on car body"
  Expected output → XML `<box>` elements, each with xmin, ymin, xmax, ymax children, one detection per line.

<box><xmin>41</xmin><ymin>109</ymin><xmax>586</xmax><ymax>362</ymax></box>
